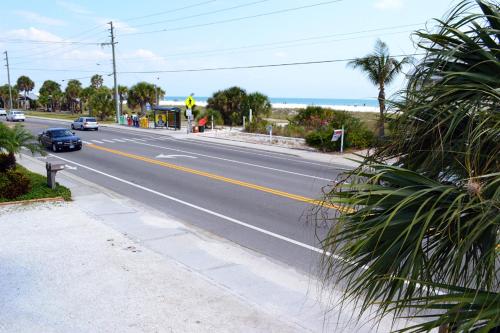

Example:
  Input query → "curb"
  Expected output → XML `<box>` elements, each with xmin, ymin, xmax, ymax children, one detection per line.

<box><xmin>0</xmin><ymin>196</ymin><xmax>65</xmax><ymax>207</ymax></box>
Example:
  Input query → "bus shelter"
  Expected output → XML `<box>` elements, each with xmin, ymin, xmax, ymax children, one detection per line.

<box><xmin>152</xmin><ymin>106</ymin><xmax>181</xmax><ymax>130</ymax></box>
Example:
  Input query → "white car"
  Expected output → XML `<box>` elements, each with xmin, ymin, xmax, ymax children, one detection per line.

<box><xmin>6</xmin><ymin>110</ymin><xmax>25</xmax><ymax>122</ymax></box>
<box><xmin>71</xmin><ymin>116</ymin><xmax>99</xmax><ymax>131</ymax></box>
<box><xmin>0</xmin><ymin>108</ymin><xmax>6</xmax><ymax>116</ymax></box>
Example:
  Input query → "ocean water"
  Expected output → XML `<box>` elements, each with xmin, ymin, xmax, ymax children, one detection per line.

<box><xmin>166</xmin><ymin>96</ymin><xmax>378</xmax><ymax>107</ymax></box>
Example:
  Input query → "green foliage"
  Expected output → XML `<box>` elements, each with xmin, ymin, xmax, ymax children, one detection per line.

<box><xmin>0</xmin><ymin>123</ymin><xmax>43</xmax><ymax>169</ymax></box>
<box><xmin>88</xmin><ymin>87</ymin><xmax>115</xmax><ymax>121</ymax></box>
<box><xmin>0</xmin><ymin>166</ymin><xmax>71</xmax><ymax>203</ymax></box>
<box><xmin>0</xmin><ymin>169</ymin><xmax>31</xmax><ymax>199</ymax></box>
<box><xmin>196</xmin><ymin>108</ymin><xmax>224</xmax><ymax>126</ymax></box>
<box><xmin>207</xmin><ymin>86</ymin><xmax>247</xmax><ymax>125</ymax></box>
<box><xmin>242</xmin><ymin>92</ymin><xmax>272</xmax><ymax>119</ymax></box>
<box><xmin>16</xmin><ymin>75</ymin><xmax>35</xmax><ymax>109</ymax></box>
<box><xmin>39</xmin><ymin>80</ymin><xmax>62</xmax><ymax>111</ymax></box>
<box><xmin>0</xmin><ymin>84</ymin><xmax>19</xmax><ymax>109</ymax></box>
<box><xmin>90</xmin><ymin>74</ymin><xmax>103</xmax><ymax>89</ymax></box>
<box><xmin>292</xmin><ymin>106</ymin><xmax>334</xmax><ymax>129</ymax></box>
<box><xmin>0</xmin><ymin>153</ymin><xmax>16</xmax><ymax>172</ymax></box>
<box><xmin>65</xmin><ymin>79</ymin><xmax>82</xmax><ymax>113</ymax></box>
<box><xmin>319</xmin><ymin>1</ymin><xmax>500</xmax><ymax>331</ymax></box>
<box><xmin>347</xmin><ymin>39</ymin><xmax>411</xmax><ymax>137</ymax></box>
<box><xmin>127</xmin><ymin>82</ymin><xmax>156</xmax><ymax>114</ymax></box>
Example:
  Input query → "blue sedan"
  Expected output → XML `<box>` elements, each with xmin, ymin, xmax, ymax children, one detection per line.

<box><xmin>38</xmin><ymin>128</ymin><xmax>83</xmax><ymax>152</ymax></box>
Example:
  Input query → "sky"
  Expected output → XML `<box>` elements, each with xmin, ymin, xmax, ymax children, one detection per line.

<box><xmin>0</xmin><ymin>0</ymin><xmax>455</xmax><ymax>100</ymax></box>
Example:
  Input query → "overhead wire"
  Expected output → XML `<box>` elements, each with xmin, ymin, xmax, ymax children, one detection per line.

<box><xmin>121</xmin><ymin>0</ymin><xmax>343</xmax><ymax>36</ymax></box>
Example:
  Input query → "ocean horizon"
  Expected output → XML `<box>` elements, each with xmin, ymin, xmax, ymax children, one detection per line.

<box><xmin>165</xmin><ymin>96</ymin><xmax>379</xmax><ymax>108</ymax></box>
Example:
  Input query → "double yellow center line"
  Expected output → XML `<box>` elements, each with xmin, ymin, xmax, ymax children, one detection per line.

<box><xmin>87</xmin><ymin>144</ymin><xmax>350</xmax><ymax>211</ymax></box>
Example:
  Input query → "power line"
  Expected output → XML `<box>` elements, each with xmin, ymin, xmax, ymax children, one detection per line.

<box><xmin>121</xmin><ymin>0</ymin><xmax>343</xmax><ymax>36</ymax></box>
<box><xmin>128</xmin><ymin>0</ymin><xmax>271</xmax><ymax>29</ymax></box>
<box><xmin>0</xmin><ymin>39</ymin><xmax>105</xmax><ymax>45</ymax></box>
<box><xmin>8</xmin><ymin>53</ymin><xmax>422</xmax><ymax>75</ymax></box>
<box><xmin>117</xmin><ymin>23</ymin><xmax>422</xmax><ymax>63</ymax></box>
<box><xmin>122</xmin><ymin>0</ymin><xmax>217</xmax><ymax>22</ymax></box>
<box><xmin>116</xmin><ymin>53</ymin><xmax>421</xmax><ymax>74</ymax></box>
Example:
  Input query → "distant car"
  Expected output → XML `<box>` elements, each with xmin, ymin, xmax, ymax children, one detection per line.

<box><xmin>71</xmin><ymin>117</ymin><xmax>98</xmax><ymax>131</ymax></box>
<box><xmin>0</xmin><ymin>108</ymin><xmax>6</xmax><ymax>116</ymax></box>
<box><xmin>6</xmin><ymin>110</ymin><xmax>25</xmax><ymax>122</ymax></box>
<box><xmin>38</xmin><ymin>128</ymin><xmax>82</xmax><ymax>152</ymax></box>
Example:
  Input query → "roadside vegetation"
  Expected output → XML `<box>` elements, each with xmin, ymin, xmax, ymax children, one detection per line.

<box><xmin>0</xmin><ymin>123</ymin><xmax>70</xmax><ymax>202</ymax></box>
<box><xmin>317</xmin><ymin>1</ymin><xmax>499</xmax><ymax>331</ymax></box>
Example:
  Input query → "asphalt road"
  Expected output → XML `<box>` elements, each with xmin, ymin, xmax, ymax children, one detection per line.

<box><xmin>7</xmin><ymin>117</ymin><xmax>347</xmax><ymax>273</ymax></box>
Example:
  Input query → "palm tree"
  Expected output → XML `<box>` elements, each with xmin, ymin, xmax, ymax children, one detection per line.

<box><xmin>347</xmin><ymin>39</ymin><xmax>411</xmax><ymax>137</ymax></box>
<box><xmin>65</xmin><ymin>79</ymin><xmax>82</xmax><ymax>113</ymax></box>
<box><xmin>0</xmin><ymin>84</ymin><xmax>19</xmax><ymax>110</ymax></box>
<box><xmin>127</xmin><ymin>82</ymin><xmax>156</xmax><ymax>115</ymax></box>
<box><xmin>242</xmin><ymin>92</ymin><xmax>272</xmax><ymax>120</ymax></box>
<box><xmin>117</xmin><ymin>85</ymin><xmax>128</xmax><ymax>115</ymax></box>
<box><xmin>207</xmin><ymin>86</ymin><xmax>247</xmax><ymax>125</ymax></box>
<box><xmin>88</xmin><ymin>87</ymin><xmax>114</xmax><ymax>121</ymax></box>
<box><xmin>90</xmin><ymin>74</ymin><xmax>104</xmax><ymax>89</ymax></box>
<box><xmin>39</xmin><ymin>80</ymin><xmax>62</xmax><ymax>111</ymax></box>
<box><xmin>0</xmin><ymin>123</ymin><xmax>43</xmax><ymax>172</ymax></box>
<box><xmin>318</xmin><ymin>1</ymin><xmax>499</xmax><ymax>332</ymax></box>
<box><xmin>16</xmin><ymin>75</ymin><xmax>35</xmax><ymax>110</ymax></box>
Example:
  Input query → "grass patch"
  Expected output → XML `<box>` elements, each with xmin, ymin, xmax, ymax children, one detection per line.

<box><xmin>0</xmin><ymin>165</ymin><xmax>71</xmax><ymax>203</ymax></box>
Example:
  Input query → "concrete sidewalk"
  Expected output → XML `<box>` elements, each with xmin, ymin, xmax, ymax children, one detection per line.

<box><xmin>0</xmin><ymin>154</ymin><xmax>416</xmax><ymax>332</ymax></box>
<box><xmin>26</xmin><ymin>115</ymin><xmax>366</xmax><ymax>168</ymax></box>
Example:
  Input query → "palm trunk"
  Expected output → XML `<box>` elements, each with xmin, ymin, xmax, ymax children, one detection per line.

<box><xmin>378</xmin><ymin>85</ymin><xmax>386</xmax><ymax>138</ymax></box>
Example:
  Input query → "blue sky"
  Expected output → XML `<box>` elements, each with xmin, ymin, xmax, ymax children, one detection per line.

<box><xmin>0</xmin><ymin>0</ymin><xmax>454</xmax><ymax>99</ymax></box>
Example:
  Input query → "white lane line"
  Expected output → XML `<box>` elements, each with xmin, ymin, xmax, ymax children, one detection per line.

<box><xmin>47</xmin><ymin>153</ymin><xmax>339</xmax><ymax>260</ymax></box>
<box><xmin>91</xmin><ymin>140</ymin><xmax>104</xmax><ymax>144</ymax></box>
<box><xmin>102</xmin><ymin>139</ymin><xmax>115</xmax><ymax>143</ymax></box>
<box><xmin>112</xmin><ymin>138</ymin><xmax>127</xmax><ymax>142</ymax></box>
<box><xmin>82</xmin><ymin>140</ymin><xmax>91</xmax><ymax>145</ymax></box>
<box><xmin>179</xmin><ymin>138</ymin><xmax>338</xmax><ymax>168</ymax></box>
<box><xmin>133</xmin><ymin>141</ymin><xmax>332</xmax><ymax>181</ymax></box>
<box><xmin>121</xmin><ymin>138</ymin><xmax>137</xmax><ymax>142</ymax></box>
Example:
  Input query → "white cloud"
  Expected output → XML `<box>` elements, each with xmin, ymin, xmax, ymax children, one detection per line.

<box><xmin>273</xmin><ymin>51</ymin><xmax>288</xmax><ymax>58</ymax></box>
<box><xmin>374</xmin><ymin>0</ymin><xmax>403</xmax><ymax>9</ymax></box>
<box><xmin>14</xmin><ymin>11</ymin><xmax>66</xmax><ymax>26</ymax></box>
<box><xmin>56</xmin><ymin>1</ymin><xmax>92</xmax><ymax>14</ymax></box>
<box><xmin>126</xmin><ymin>49</ymin><xmax>165</xmax><ymax>62</ymax></box>
<box><xmin>6</xmin><ymin>27</ymin><xmax>63</xmax><ymax>42</ymax></box>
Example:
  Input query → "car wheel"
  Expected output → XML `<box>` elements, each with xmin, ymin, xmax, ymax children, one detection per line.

<box><xmin>95</xmin><ymin>128</ymin><xmax>98</xmax><ymax>131</ymax></box>
<box><xmin>52</xmin><ymin>144</ymin><xmax>57</xmax><ymax>152</ymax></box>
<box><xmin>71</xmin><ymin>124</ymin><xmax>74</xmax><ymax>129</ymax></box>
<box><xmin>76</xmin><ymin>146</ymin><xmax>82</xmax><ymax>151</ymax></box>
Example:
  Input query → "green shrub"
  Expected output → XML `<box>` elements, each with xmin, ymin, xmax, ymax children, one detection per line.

<box><xmin>0</xmin><ymin>169</ymin><xmax>32</xmax><ymax>199</ymax></box>
<box><xmin>0</xmin><ymin>153</ymin><xmax>16</xmax><ymax>172</ymax></box>
<box><xmin>305</xmin><ymin>124</ymin><xmax>375</xmax><ymax>152</ymax></box>
<box><xmin>245</xmin><ymin>118</ymin><xmax>270</xmax><ymax>134</ymax></box>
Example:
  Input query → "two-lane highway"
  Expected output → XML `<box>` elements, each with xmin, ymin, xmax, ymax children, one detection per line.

<box><xmin>10</xmin><ymin>117</ymin><xmax>346</xmax><ymax>273</ymax></box>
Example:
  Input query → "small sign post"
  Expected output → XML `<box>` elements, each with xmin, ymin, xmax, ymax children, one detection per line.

<box><xmin>185</xmin><ymin>96</ymin><xmax>196</xmax><ymax>134</ymax></box>
<box><xmin>266</xmin><ymin>124</ymin><xmax>273</xmax><ymax>143</ymax></box>
<box><xmin>331</xmin><ymin>126</ymin><xmax>345</xmax><ymax>154</ymax></box>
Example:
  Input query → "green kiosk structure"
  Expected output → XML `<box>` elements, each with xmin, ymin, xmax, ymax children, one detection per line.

<box><xmin>152</xmin><ymin>106</ymin><xmax>181</xmax><ymax>130</ymax></box>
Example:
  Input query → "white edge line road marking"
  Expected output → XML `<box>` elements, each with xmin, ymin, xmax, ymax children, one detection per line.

<box><xmin>156</xmin><ymin>154</ymin><xmax>197</xmax><ymax>159</ymax></box>
<box><xmin>102</xmin><ymin>139</ymin><xmax>115</xmax><ymax>143</ymax></box>
<box><xmin>91</xmin><ymin>140</ymin><xmax>104</xmax><ymax>144</ymax></box>
<box><xmin>136</xmin><ymin>140</ymin><xmax>332</xmax><ymax>181</ymax></box>
<box><xmin>112</xmin><ymin>139</ymin><xmax>126</xmax><ymax>142</ymax></box>
<box><xmin>47</xmin><ymin>153</ymin><xmax>341</xmax><ymax>261</ymax></box>
<box><xmin>82</xmin><ymin>140</ymin><xmax>91</xmax><ymax>144</ymax></box>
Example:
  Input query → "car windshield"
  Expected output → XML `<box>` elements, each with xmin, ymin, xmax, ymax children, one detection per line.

<box><xmin>51</xmin><ymin>130</ymin><xmax>74</xmax><ymax>137</ymax></box>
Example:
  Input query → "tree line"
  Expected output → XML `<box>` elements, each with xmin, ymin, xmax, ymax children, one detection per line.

<box><xmin>0</xmin><ymin>74</ymin><xmax>167</xmax><ymax>120</ymax></box>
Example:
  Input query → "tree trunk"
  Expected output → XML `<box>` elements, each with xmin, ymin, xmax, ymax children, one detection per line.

<box><xmin>24</xmin><ymin>91</ymin><xmax>27</xmax><ymax>110</ymax></box>
<box><xmin>378</xmin><ymin>85</ymin><xmax>386</xmax><ymax>138</ymax></box>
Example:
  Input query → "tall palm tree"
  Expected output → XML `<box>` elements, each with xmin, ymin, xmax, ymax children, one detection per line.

<box><xmin>39</xmin><ymin>80</ymin><xmax>62</xmax><ymax>112</ymax></box>
<box><xmin>16</xmin><ymin>75</ymin><xmax>35</xmax><ymax>110</ymax></box>
<box><xmin>127</xmin><ymin>82</ymin><xmax>156</xmax><ymax>115</ymax></box>
<box><xmin>118</xmin><ymin>85</ymin><xmax>128</xmax><ymax>115</ymax></box>
<box><xmin>319</xmin><ymin>1</ymin><xmax>499</xmax><ymax>332</ymax></box>
<box><xmin>90</xmin><ymin>74</ymin><xmax>103</xmax><ymax>89</ymax></box>
<box><xmin>65</xmin><ymin>79</ymin><xmax>82</xmax><ymax>113</ymax></box>
<box><xmin>0</xmin><ymin>123</ymin><xmax>43</xmax><ymax>172</ymax></box>
<box><xmin>347</xmin><ymin>40</ymin><xmax>411</xmax><ymax>137</ymax></box>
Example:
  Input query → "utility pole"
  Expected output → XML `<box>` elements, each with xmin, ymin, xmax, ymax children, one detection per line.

<box><xmin>3</xmin><ymin>51</ymin><xmax>13</xmax><ymax>111</ymax></box>
<box><xmin>108</xmin><ymin>22</ymin><xmax>120</xmax><ymax>123</ymax></box>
